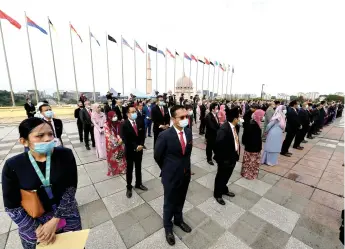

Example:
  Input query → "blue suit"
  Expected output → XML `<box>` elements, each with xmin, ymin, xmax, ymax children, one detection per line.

<box><xmin>143</xmin><ymin>105</ymin><xmax>152</xmax><ymax>136</ymax></box>
<box><xmin>154</xmin><ymin>127</ymin><xmax>193</xmax><ymax>231</ymax></box>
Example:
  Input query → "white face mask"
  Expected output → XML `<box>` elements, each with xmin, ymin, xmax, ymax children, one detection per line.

<box><xmin>112</xmin><ymin>116</ymin><xmax>118</xmax><ymax>122</ymax></box>
<box><xmin>215</xmin><ymin>110</ymin><xmax>219</xmax><ymax>114</ymax></box>
<box><xmin>189</xmin><ymin>111</ymin><xmax>193</xmax><ymax>116</ymax></box>
<box><xmin>178</xmin><ymin>119</ymin><xmax>189</xmax><ymax>128</ymax></box>
<box><xmin>283</xmin><ymin>110</ymin><xmax>287</xmax><ymax>115</ymax></box>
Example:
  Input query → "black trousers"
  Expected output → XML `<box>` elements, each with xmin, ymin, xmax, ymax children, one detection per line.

<box><xmin>281</xmin><ymin>130</ymin><xmax>297</xmax><ymax>153</ymax></box>
<box><xmin>77</xmin><ymin>122</ymin><xmax>84</xmax><ymax>142</ymax></box>
<box><xmin>199</xmin><ymin>118</ymin><xmax>206</xmax><ymax>134</ymax></box>
<box><xmin>206</xmin><ymin>137</ymin><xmax>216</xmax><ymax>161</ymax></box>
<box><xmin>214</xmin><ymin>161</ymin><xmax>236</xmax><ymax>198</ymax></box>
<box><xmin>126</xmin><ymin>150</ymin><xmax>143</xmax><ymax>190</ymax></box>
<box><xmin>153</xmin><ymin>130</ymin><xmax>162</xmax><ymax>148</ymax></box>
<box><xmin>163</xmin><ymin>172</ymin><xmax>191</xmax><ymax>231</ymax></box>
<box><xmin>293</xmin><ymin>128</ymin><xmax>306</xmax><ymax>148</ymax></box>
<box><xmin>83</xmin><ymin>124</ymin><xmax>95</xmax><ymax>148</ymax></box>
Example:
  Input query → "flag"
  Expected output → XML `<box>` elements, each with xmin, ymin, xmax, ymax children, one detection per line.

<box><xmin>204</xmin><ymin>57</ymin><xmax>210</xmax><ymax>65</ymax></box>
<box><xmin>158</xmin><ymin>49</ymin><xmax>165</xmax><ymax>57</ymax></box>
<box><xmin>148</xmin><ymin>44</ymin><xmax>157</xmax><ymax>52</ymax></box>
<box><xmin>90</xmin><ymin>32</ymin><xmax>100</xmax><ymax>46</ymax></box>
<box><xmin>210</xmin><ymin>61</ymin><xmax>214</xmax><ymax>66</ymax></box>
<box><xmin>26</xmin><ymin>17</ymin><xmax>47</xmax><ymax>34</ymax></box>
<box><xmin>175</xmin><ymin>51</ymin><xmax>180</xmax><ymax>56</ymax></box>
<box><xmin>232</xmin><ymin>67</ymin><xmax>234</xmax><ymax>73</ymax></box>
<box><xmin>0</xmin><ymin>10</ymin><xmax>21</xmax><ymax>29</ymax></box>
<box><xmin>166</xmin><ymin>48</ymin><xmax>175</xmax><ymax>58</ymax></box>
<box><xmin>48</xmin><ymin>18</ymin><xmax>56</xmax><ymax>32</ymax></box>
<box><xmin>214</xmin><ymin>61</ymin><xmax>219</xmax><ymax>66</ymax></box>
<box><xmin>219</xmin><ymin>63</ymin><xmax>224</xmax><ymax>71</ymax></box>
<box><xmin>122</xmin><ymin>37</ymin><xmax>133</xmax><ymax>50</ymax></box>
<box><xmin>228</xmin><ymin>64</ymin><xmax>231</xmax><ymax>71</ymax></box>
<box><xmin>184</xmin><ymin>53</ymin><xmax>191</xmax><ymax>61</ymax></box>
<box><xmin>191</xmin><ymin>54</ymin><xmax>197</xmax><ymax>62</ymax></box>
<box><xmin>135</xmin><ymin>41</ymin><xmax>144</xmax><ymax>53</ymax></box>
<box><xmin>70</xmin><ymin>24</ymin><xmax>83</xmax><ymax>42</ymax></box>
<box><xmin>198</xmin><ymin>59</ymin><xmax>205</xmax><ymax>64</ymax></box>
<box><xmin>108</xmin><ymin>35</ymin><xmax>117</xmax><ymax>43</ymax></box>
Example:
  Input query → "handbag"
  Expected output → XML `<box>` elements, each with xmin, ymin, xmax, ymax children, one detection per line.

<box><xmin>115</xmin><ymin>150</ymin><xmax>124</xmax><ymax>160</ymax></box>
<box><xmin>20</xmin><ymin>189</ymin><xmax>45</xmax><ymax>218</ymax></box>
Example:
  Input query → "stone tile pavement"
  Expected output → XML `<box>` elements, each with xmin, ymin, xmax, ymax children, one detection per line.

<box><xmin>0</xmin><ymin>117</ymin><xmax>344</xmax><ymax>248</ymax></box>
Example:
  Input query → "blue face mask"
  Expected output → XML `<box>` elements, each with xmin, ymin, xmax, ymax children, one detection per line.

<box><xmin>33</xmin><ymin>140</ymin><xmax>55</xmax><ymax>154</ymax></box>
<box><xmin>159</xmin><ymin>101</ymin><xmax>164</xmax><ymax>106</ymax></box>
<box><xmin>44</xmin><ymin>111</ymin><xmax>54</xmax><ymax>119</ymax></box>
<box><xmin>131</xmin><ymin>113</ymin><xmax>137</xmax><ymax>120</ymax></box>
<box><xmin>179</xmin><ymin>119</ymin><xmax>189</xmax><ymax>128</ymax></box>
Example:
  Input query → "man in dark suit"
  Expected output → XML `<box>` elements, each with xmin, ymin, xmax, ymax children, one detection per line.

<box><xmin>121</xmin><ymin>105</ymin><xmax>148</xmax><ymax>198</ymax></box>
<box><xmin>136</xmin><ymin>101</ymin><xmax>146</xmax><ymax>144</ymax></box>
<box><xmin>114</xmin><ymin>99</ymin><xmax>127</xmax><ymax>121</ymax></box>
<box><xmin>151</xmin><ymin>95</ymin><xmax>170</xmax><ymax>147</ymax></box>
<box><xmin>154</xmin><ymin>105</ymin><xmax>193</xmax><ymax>246</ymax></box>
<box><xmin>213</xmin><ymin>107</ymin><xmax>240</xmax><ymax>205</ymax></box>
<box><xmin>307</xmin><ymin>103</ymin><xmax>315</xmax><ymax>139</ymax></box>
<box><xmin>39</xmin><ymin>104</ymin><xmax>63</xmax><ymax>147</ymax></box>
<box><xmin>24</xmin><ymin>99</ymin><xmax>36</xmax><ymax>118</ymax></box>
<box><xmin>205</xmin><ymin>103</ymin><xmax>220</xmax><ymax>165</ymax></box>
<box><xmin>281</xmin><ymin>100</ymin><xmax>302</xmax><ymax>156</ymax></box>
<box><xmin>295</xmin><ymin>102</ymin><xmax>310</xmax><ymax>145</ymax></box>
<box><xmin>143</xmin><ymin>99</ymin><xmax>153</xmax><ymax>137</ymax></box>
<box><xmin>199</xmin><ymin>100</ymin><xmax>207</xmax><ymax>135</ymax></box>
<box><xmin>79</xmin><ymin>100</ymin><xmax>95</xmax><ymax>150</ymax></box>
<box><xmin>74</xmin><ymin>101</ymin><xmax>84</xmax><ymax>142</ymax></box>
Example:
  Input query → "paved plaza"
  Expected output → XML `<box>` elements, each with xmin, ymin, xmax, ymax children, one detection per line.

<box><xmin>0</xmin><ymin>118</ymin><xmax>344</xmax><ymax>249</ymax></box>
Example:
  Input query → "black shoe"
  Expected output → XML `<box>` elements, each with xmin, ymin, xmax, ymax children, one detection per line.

<box><xmin>126</xmin><ymin>189</ymin><xmax>132</xmax><ymax>198</ymax></box>
<box><xmin>280</xmin><ymin>152</ymin><xmax>291</xmax><ymax>157</ymax></box>
<box><xmin>148</xmin><ymin>135</ymin><xmax>152</xmax><ymax>137</ymax></box>
<box><xmin>302</xmin><ymin>140</ymin><xmax>308</xmax><ymax>143</ymax></box>
<box><xmin>86</xmin><ymin>146</ymin><xmax>91</xmax><ymax>150</ymax></box>
<box><xmin>92</xmin><ymin>144</ymin><xmax>96</xmax><ymax>148</ymax></box>
<box><xmin>293</xmin><ymin>146</ymin><xmax>304</xmax><ymax>150</ymax></box>
<box><xmin>286</xmin><ymin>152</ymin><xmax>292</xmax><ymax>155</ymax></box>
<box><xmin>165</xmin><ymin>230</ymin><xmax>175</xmax><ymax>246</ymax></box>
<box><xmin>135</xmin><ymin>185</ymin><xmax>148</xmax><ymax>191</ymax></box>
<box><xmin>80</xmin><ymin>140</ymin><xmax>83</xmax><ymax>143</ymax></box>
<box><xmin>215</xmin><ymin>197</ymin><xmax>226</xmax><ymax>205</ymax></box>
<box><xmin>174</xmin><ymin>221</ymin><xmax>192</xmax><ymax>233</ymax></box>
<box><xmin>224</xmin><ymin>192</ymin><xmax>235</xmax><ymax>197</ymax></box>
<box><xmin>208</xmin><ymin>161</ymin><xmax>214</xmax><ymax>166</ymax></box>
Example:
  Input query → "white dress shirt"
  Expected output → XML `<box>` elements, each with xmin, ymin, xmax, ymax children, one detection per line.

<box><xmin>173</xmin><ymin>125</ymin><xmax>187</xmax><ymax>145</ymax></box>
<box><xmin>229</xmin><ymin>122</ymin><xmax>239</xmax><ymax>152</ymax></box>
<box><xmin>44</xmin><ymin>118</ymin><xmax>61</xmax><ymax>147</ymax></box>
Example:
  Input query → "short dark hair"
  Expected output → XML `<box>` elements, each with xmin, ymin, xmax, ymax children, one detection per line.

<box><xmin>126</xmin><ymin>104</ymin><xmax>136</xmax><ymax>113</ymax></box>
<box><xmin>289</xmin><ymin>100</ymin><xmax>297</xmax><ymax>107</ymax></box>
<box><xmin>185</xmin><ymin>104</ymin><xmax>192</xmax><ymax>110</ymax></box>
<box><xmin>19</xmin><ymin>118</ymin><xmax>45</xmax><ymax>139</ymax></box>
<box><xmin>210</xmin><ymin>103</ymin><xmax>218</xmax><ymax>111</ymax></box>
<box><xmin>170</xmin><ymin>105</ymin><xmax>185</xmax><ymax>118</ymax></box>
<box><xmin>321</xmin><ymin>101</ymin><xmax>326</xmax><ymax>105</ymax></box>
<box><xmin>157</xmin><ymin>95</ymin><xmax>163</xmax><ymax>99</ymax></box>
<box><xmin>308</xmin><ymin>103</ymin><xmax>313</xmax><ymax>107</ymax></box>
<box><xmin>39</xmin><ymin>103</ymin><xmax>50</xmax><ymax>112</ymax></box>
<box><xmin>274</xmin><ymin>100</ymin><xmax>281</xmax><ymax>105</ymax></box>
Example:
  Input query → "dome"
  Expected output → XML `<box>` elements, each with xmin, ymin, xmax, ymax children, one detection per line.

<box><xmin>176</xmin><ymin>75</ymin><xmax>193</xmax><ymax>89</ymax></box>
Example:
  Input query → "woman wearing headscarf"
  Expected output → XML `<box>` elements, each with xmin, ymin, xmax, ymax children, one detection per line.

<box><xmin>218</xmin><ymin>105</ymin><xmax>226</xmax><ymax>125</ymax></box>
<box><xmin>241</xmin><ymin>109</ymin><xmax>265</xmax><ymax>179</ymax></box>
<box><xmin>261</xmin><ymin>105</ymin><xmax>287</xmax><ymax>166</ymax></box>
<box><xmin>91</xmin><ymin>103</ymin><xmax>107</xmax><ymax>159</ymax></box>
<box><xmin>104</xmin><ymin>111</ymin><xmax>127</xmax><ymax>176</ymax></box>
<box><xmin>2</xmin><ymin>118</ymin><xmax>81</xmax><ymax>249</ymax></box>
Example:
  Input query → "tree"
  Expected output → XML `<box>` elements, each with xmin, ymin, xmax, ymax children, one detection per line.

<box><xmin>326</xmin><ymin>95</ymin><xmax>344</xmax><ymax>102</ymax></box>
<box><xmin>0</xmin><ymin>91</ymin><xmax>27</xmax><ymax>107</ymax></box>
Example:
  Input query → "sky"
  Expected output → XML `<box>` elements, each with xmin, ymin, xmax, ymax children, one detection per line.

<box><xmin>0</xmin><ymin>0</ymin><xmax>344</xmax><ymax>98</ymax></box>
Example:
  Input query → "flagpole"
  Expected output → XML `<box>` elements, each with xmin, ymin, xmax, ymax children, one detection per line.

<box><xmin>196</xmin><ymin>61</ymin><xmax>198</xmax><ymax>94</ymax></box>
<box><xmin>221</xmin><ymin>69</ymin><xmax>224</xmax><ymax>97</ymax></box>
<box><xmin>189</xmin><ymin>59</ymin><xmax>192</xmax><ymax>94</ymax></box>
<box><xmin>0</xmin><ymin>20</ymin><xmax>15</xmax><ymax>107</ymax></box>
<box><xmin>183</xmin><ymin>56</ymin><xmax>185</xmax><ymax>76</ymax></box>
<box><xmin>173</xmin><ymin>50</ymin><xmax>176</xmax><ymax>94</ymax></box>
<box><xmin>134</xmin><ymin>40</ymin><xmax>137</xmax><ymax>89</ymax></box>
<box><xmin>88</xmin><ymin>27</ymin><xmax>96</xmax><ymax>102</ymax></box>
<box><xmin>201</xmin><ymin>63</ymin><xmax>204</xmax><ymax>97</ymax></box>
<box><xmin>226</xmin><ymin>67</ymin><xmax>229</xmax><ymax>99</ymax></box>
<box><xmin>229</xmin><ymin>67</ymin><xmax>234</xmax><ymax>101</ymax></box>
<box><xmin>69</xmin><ymin>22</ymin><xmax>79</xmax><ymax>101</ymax></box>
<box><xmin>105</xmin><ymin>32</ymin><xmax>110</xmax><ymax>91</ymax></box>
<box><xmin>217</xmin><ymin>66</ymin><xmax>220</xmax><ymax>96</ymax></box>
<box><xmin>25</xmin><ymin>12</ymin><xmax>39</xmax><ymax>104</ymax></box>
<box><xmin>207</xmin><ymin>63</ymin><xmax>210</xmax><ymax>98</ymax></box>
<box><xmin>165</xmin><ymin>50</ymin><xmax>167</xmax><ymax>93</ymax></box>
<box><xmin>156</xmin><ymin>44</ymin><xmax>158</xmax><ymax>92</ymax></box>
<box><xmin>48</xmin><ymin>17</ymin><xmax>60</xmax><ymax>105</ymax></box>
<box><xmin>121</xmin><ymin>35</ymin><xmax>124</xmax><ymax>96</ymax></box>
<box><xmin>145</xmin><ymin>42</ymin><xmax>148</xmax><ymax>94</ymax></box>
<box><xmin>212</xmin><ymin>65</ymin><xmax>215</xmax><ymax>98</ymax></box>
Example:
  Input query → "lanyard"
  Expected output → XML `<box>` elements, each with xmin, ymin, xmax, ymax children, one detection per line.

<box><xmin>28</xmin><ymin>151</ymin><xmax>51</xmax><ymax>187</ymax></box>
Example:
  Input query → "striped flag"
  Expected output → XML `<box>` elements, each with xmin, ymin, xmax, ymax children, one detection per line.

<box><xmin>70</xmin><ymin>24</ymin><xmax>82</xmax><ymax>42</ymax></box>
<box><xmin>166</xmin><ymin>48</ymin><xmax>175</xmax><ymax>58</ymax></box>
<box><xmin>158</xmin><ymin>49</ymin><xmax>165</xmax><ymax>57</ymax></box>
<box><xmin>191</xmin><ymin>54</ymin><xmax>197</xmax><ymax>62</ymax></box>
<box><xmin>135</xmin><ymin>41</ymin><xmax>144</xmax><ymax>53</ymax></box>
<box><xmin>204</xmin><ymin>57</ymin><xmax>210</xmax><ymax>65</ymax></box>
<box><xmin>122</xmin><ymin>37</ymin><xmax>133</xmax><ymax>50</ymax></box>
<box><xmin>184</xmin><ymin>53</ymin><xmax>191</xmax><ymax>61</ymax></box>
<box><xmin>0</xmin><ymin>9</ymin><xmax>21</xmax><ymax>29</ymax></box>
<box><xmin>90</xmin><ymin>32</ymin><xmax>100</xmax><ymax>46</ymax></box>
<box><xmin>27</xmin><ymin>17</ymin><xmax>47</xmax><ymax>34</ymax></box>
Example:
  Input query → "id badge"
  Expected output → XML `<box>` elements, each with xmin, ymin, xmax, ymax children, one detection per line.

<box><xmin>53</xmin><ymin>138</ymin><xmax>61</xmax><ymax>147</ymax></box>
<box><xmin>44</xmin><ymin>186</ymin><xmax>54</xmax><ymax>200</ymax></box>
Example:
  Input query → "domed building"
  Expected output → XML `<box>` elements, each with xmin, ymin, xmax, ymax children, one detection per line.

<box><xmin>175</xmin><ymin>75</ymin><xmax>194</xmax><ymax>99</ymax></box>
